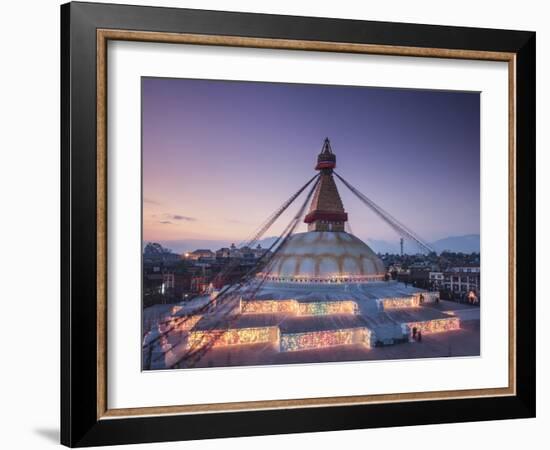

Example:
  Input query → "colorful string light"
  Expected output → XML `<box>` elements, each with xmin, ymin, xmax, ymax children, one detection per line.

<box><xmin>240</xmin><ymin>299</ymin><xmax>358</xmax><ymax>316</ymax></box>
<box><xmin>298</xmin><ymin>301</ymin><xmax>358</xmax><ymax>315</ymax></box>
<box><xmin>261</xmin><ymin>274</ymin><xmax>386</xmax><ymax>283</ymax></box>
<box><xmin>187</xmin><ymin>326</ymin><xmax>276</xmax><ymax>349</ymax></box>
<box><xmin>280</xmin><ymin>327</ymin><xmax>372</xmax><ymax>352</ymax></box>
<box><xmin>241</xmin><ymin>300</ymin><xmax>297</xmax><ymax>314</ymax></box>
<box><xmin>405</xmin><ymin>317</ymin><xmax>460</xmax><ymax>335</ymax></box>
<box><xmin>382</xmin><ymin>297</ymin><xmax>420</xmax><ymax>310</ymax></box>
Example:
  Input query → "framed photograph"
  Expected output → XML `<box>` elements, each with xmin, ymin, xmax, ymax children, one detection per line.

<box><xmin>61</xmin><ymin>2</ymin><xmax>536</xmax><ymax>447</ymax></box>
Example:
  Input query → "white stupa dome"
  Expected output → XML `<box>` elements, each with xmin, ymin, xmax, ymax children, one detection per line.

<box><xmin>262</xmin><ymin>231</ymin><xmax>386</xmax><ymax>284</ymax></box>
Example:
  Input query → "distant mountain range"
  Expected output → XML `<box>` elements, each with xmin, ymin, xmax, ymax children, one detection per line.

<box><xmin>366</xmin><ymin>234</ymin><xmax>480</xmax><ymax>254</ymax></box>
<box><xmin>431</xmin><ymin>234</ymin><xmax>480</xmax><ymax>253</ymax></box>
<box><xmin>152</xmin><ymin>234</ymin><xmax>480</xmax><ymax>255</ymax></box>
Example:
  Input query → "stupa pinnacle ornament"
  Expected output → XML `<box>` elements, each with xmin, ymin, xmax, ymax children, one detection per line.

<box><xmin>304</xmin><ymin>138</ymin><xmax>348</xmax><ymax>231</ymax></box>
<box><xmin>315</xmin><ymin>137</ymin><xmax>337</xmax><ymax>170</ymax></box>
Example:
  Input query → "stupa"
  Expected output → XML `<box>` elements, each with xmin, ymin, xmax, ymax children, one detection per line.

<box><xmin>144</xmin><ymin>139</ymin><xmax>461</xmax><ymax>369</ymax></box>
<box><xmin>261</xmin><ymin>138</ymin><xmax>386</xmax><ymax>284</ymax></box>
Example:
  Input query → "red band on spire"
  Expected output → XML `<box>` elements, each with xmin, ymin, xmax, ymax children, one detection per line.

<box><xmin>304</xmin><ymin>210</ymin><xmax>348</xmax><ymax>224</ymax></box>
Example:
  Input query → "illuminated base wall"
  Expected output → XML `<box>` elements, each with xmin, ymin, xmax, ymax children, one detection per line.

<box><xmin>240</xmin><ymin>300</ymin><xmax>296</xmax><ymax>314</ymax></box>
<box><xmin>187</xmin><ymin>326</ymin><xmax>279</xmax><ymax>349</ymax></box>
<box><xmin>187</xmin><ymin>326</ymin><xmax>372</xmax><ymax>352</ymax></box>
<box><xmin>240</xmin><ymin>294</ymin><xmax>430</xmax><ymax>316</ymax></box>
<box><xmin>402</xmin><ymin>317</ymin><xmax>460</xmax><ymax>337</ymax></box>
<box><xmin>378</xmin><ymin>292</ymin><xmax>438</xmax><ymax>310</ymax></box>
<box><xmin>280</xmin><ymin>327</ymin><xmax>372</xmax><ymax>352</ymax></box>
<box><xmin>240</xmin><ymin>299</ymin><xmax>358</xmax><ymax>316</ymax></box>
<box><xmin>379</xmin><ymin>296</ymin><xmax>420</xmax><ymax>310</ymax></box>
<box><xmin>169</xmin><ymin>294</ymin><xmax>457</xmax><ymax>355</ymax></box>
<box><xmin>299</xmin><ymin>301</ymin><xmax>357</xmax><ymax>315</ymax></box>
<box><xmin>182</xmin><ymin>316</ymin><xmax>459</xmax><ymax>353</ymax></box>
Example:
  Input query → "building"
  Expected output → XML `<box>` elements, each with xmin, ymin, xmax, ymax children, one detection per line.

<box><xmin>143</xmin><ymin>242</ymin><xmax>180</xmax><ymax>265</ymax></box>
<box><xmin>429</xmin><ymin>271</ymin><xmax>444</xmax><ymax>287</ymax></box>
<box><xmin>162</xmin><ymin>273</ymin><xmax>175</xmax><ymax>290</ymax></box>
<box><xmin>215</xmin><ymin>247</ymin><xmax>231</xmax><ymax>259</ymax></box>
<box><xmin>216</xmin><ymin>243</ymin><xmax>269</xmax><ymax>261</ymax></box>
<box><xmin>442</xmin><ymin>267</ymin><xmax>480</xmax><ymax>301</ymax></box>
<box><xmin>184</xmin><ymin>249</ymin><xmax>215</xmax><ymax>261</ymax></box>
<box><xmin>144</xmin><ymin>139</ymin><xmax>462</xmax><ymax>369</ymax></box>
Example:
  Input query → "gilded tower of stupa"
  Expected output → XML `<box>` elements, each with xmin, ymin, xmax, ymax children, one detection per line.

<box><xmin>304</xmin><ymin>138</ymin><xmax>348</xmax><ymax>232</ymax></box>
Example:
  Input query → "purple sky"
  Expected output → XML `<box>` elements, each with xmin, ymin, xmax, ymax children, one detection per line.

<box><xmin>142</xmin><ymin>77</ymin><xmax>480</xmax><ymax>249</ymax></box>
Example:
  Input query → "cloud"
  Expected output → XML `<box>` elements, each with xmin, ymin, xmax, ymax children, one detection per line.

<box><xmin>172</xmin><ymin>214</ymin><xmax>196</xmax><ymax>222</ymax></box>
<box><xmin>156</xmin><ymin>213</ymin><xmax>197</xmax><ymax>223</ymax></box>
<box><xmin>144</xmin><ymin>197</ymin><xmax>161</xmax><ymax>205</ymax></box>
